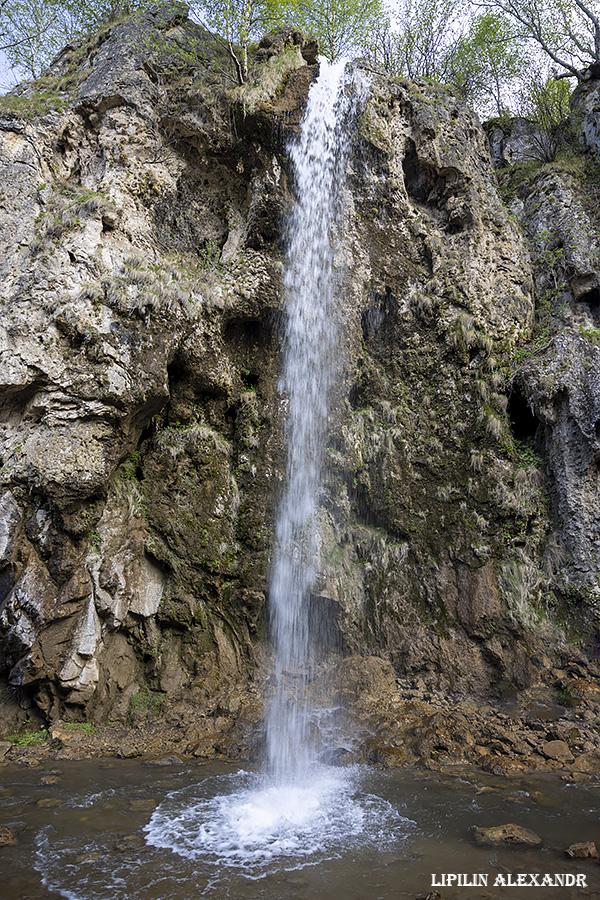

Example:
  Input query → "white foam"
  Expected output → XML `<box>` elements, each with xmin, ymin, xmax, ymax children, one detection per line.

<box><xmin>144</xmin><ymin>767</ymin><xmax>415</xmax><ymax>877</ymax></box>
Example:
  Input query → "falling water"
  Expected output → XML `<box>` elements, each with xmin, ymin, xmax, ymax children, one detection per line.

<box><xmin>141</xmin><ymin>58</ymin><xmax>413</xmax><ymax>883</ymax></box>
<box><xmin>267</xmin><ymin>58</ymin><xmax>364</xmax><ymax>782</ymax></box>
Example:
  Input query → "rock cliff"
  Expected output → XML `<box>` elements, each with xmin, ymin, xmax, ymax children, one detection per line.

<box><xmin>1</xmin><ymin>3</ymin><xmax>600</xmax><ymax>772</ymax></box>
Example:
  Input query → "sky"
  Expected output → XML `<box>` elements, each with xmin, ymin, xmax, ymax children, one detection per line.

<box><xmin>0</xmin><ymin>49</ymin><xmax>21</xmax><ymax>94</ymax></box>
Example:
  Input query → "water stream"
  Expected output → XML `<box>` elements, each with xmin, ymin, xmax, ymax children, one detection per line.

<box><xmin>2</xmin><ymin>759</ymin><xmax>599</xmax><ymax>899</ymax></box>
<box><xmin>267</xmin><ymin>56</ymin><xmax>364</xmax><ymax>782</ymax></box>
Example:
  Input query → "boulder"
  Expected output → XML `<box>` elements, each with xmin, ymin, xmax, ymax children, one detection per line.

<box><xmin>472</xmin><ymin>824</ymin><xmax>542</xmax><ymax>847</ymax></box>
<box><xmin>541</xmin><ymin>740</ymin><xmax>574</xmax><ymax>763</ymax></box>
<box><xmin>564</xmin><ymin>841</ymin><xmax>598</xmax><ymax>859</ymax></box>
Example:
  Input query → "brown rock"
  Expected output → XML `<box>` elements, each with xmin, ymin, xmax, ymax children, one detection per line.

<box><xmin>36</xmin><ymin>798</ymin><xmax>62</xmax><ymax>808</ymax></box>
<box><xmin>0</xmin><ymin>825</ymin><xmax>15</xmax><ymax>845</ymax></box>
<box><xmin>472</xmin><ymin>823</ymin><xmax>542</xmax><ymax>847</ymax></box>
<box><xmin>529</xmin><ymin>790</ymin><xmax>555</xmax><ymax>807</ymax></box>
<box><xmin>541</xmin><ymin>740</ymin><xmax>574</xmax><ymax>762</ymax></box>
<box><xmin>564</xmin><ymin>841</ymin><xmax>598</xmax><ymax>859</ymax></box>
<box><xmin>571</xmin><ymin>750</ymin><xmax>600</xmax><ymax>773</ymax></box>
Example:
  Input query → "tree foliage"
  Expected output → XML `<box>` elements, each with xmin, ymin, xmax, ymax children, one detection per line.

<box><xmin>366</xmin><ymin>1</ymin><xmax>526</xmax><ymax>116</ymax></box>
<box><xmin>446</xmin><ymin>12</ymin><xmax>527</xmax><ymax>116</ymax></box>
<box><xmin>194</xmin><ymin>0</ymin><xmax>284</xmax><ymax>82</ymax></box>
<box><xmin>518</xmin><ymin>67</ymin><xmax>574</xmax><ymax>159</ymax></box>
<box><xmin>0</xmin><ymin>0</ymin><xmax>151</xmax><ymax>78</ymax></box>
<box><xmin>288</xmin><ymin>0</ymin><xmax>384</xmax><ymax>60</ymax></box>
<box><xmin>0</xmin><ymin>0</ymin><xmax>594</xmax><ymax>129</ymax></box>
<box><xmin>480</xmin><ymin>0</ymin><xmax>600</xmax><ymax>79</ymax></box>
<box><xmin>366</xmin><ymin>0</ymin><xmax>461</xmax><ymax>80</ymax></box>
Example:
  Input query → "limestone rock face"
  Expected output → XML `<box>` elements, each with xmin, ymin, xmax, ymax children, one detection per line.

<box><xmin>0</xmin><ymin>5</ymin><xmax>599</xmax><ymax>736</ymax></box>
<box><xmin>499</xmin><ymin>90</ymin><xmax>600</xmax><ymax>612</ymax></box>
<box><xmin>572</xmin><ymin>76</ymin><xmax>600</xmax><ymax>157</ymax></box>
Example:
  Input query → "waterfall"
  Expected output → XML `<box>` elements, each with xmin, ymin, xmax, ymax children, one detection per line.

<box><xmin>267</xmin><ymin>58</ymin><xmax>366</xmax><ymax>782</ymax></box>
<box><xmin>144</xmin><ymin>61</ymin><xmax>412</xmax><ymax>879</ymax></box>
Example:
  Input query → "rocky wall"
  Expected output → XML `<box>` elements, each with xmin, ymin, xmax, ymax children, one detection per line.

<box><xmin>0</xmin><ymin>4</ymin><xmax>599</xmax><ymax>745</ymax></box>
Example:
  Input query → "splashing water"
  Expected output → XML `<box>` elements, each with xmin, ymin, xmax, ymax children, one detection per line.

<box><xmin>267</xmin><ymin>57</ymin><xmax>366</xmax><ymax>783</ymax></box>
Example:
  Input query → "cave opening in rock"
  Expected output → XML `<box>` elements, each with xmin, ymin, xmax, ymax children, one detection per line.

<box><xmin>578</xmin><ymin>287</ymin><xmax>600</xmax><ymax>323</ymax></box>
<box><xmin>508</xmin><ymin>386</ymin><xmax>539</xmax><ymax>443</ymax></box>
<box><xmin>402</xmin><ymin>140</ymin><xmax>430</xmax><ymax>204</ymax></box>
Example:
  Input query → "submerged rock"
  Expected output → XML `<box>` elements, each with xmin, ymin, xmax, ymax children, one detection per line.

<box><xmin>0</xmin><ymin>825</ymin><xmax>15</xmax><ymax>845</ymax></box>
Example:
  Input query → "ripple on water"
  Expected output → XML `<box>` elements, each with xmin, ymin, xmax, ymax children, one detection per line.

<box><xmin>32</xmin><ymin>767</ymin><xmax>416</xmax><ymax>899</ymax></box>
<box><xmin>144</xmin><ymin>766</ymin><xmax>416</xmax><ymax>876</ymax></box>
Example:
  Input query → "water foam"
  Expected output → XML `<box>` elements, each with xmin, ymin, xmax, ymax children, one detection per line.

<box><xmin>144</xmin><ymin>767</ymin><xmax>414</xmax><ymax>876</ymax></box>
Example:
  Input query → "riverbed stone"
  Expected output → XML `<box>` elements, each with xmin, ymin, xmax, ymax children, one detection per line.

<box><xmin>36</xmin><ymin>797</ymin><xmax>62</xmax><ymax>808</ymax></box>
<box><xmin>541</xmin><ymin>740</ymin><xmax>574</xmax><ymax>763</ymax></box>
<box><xmin>0</xmin><ymin>826</ymin><xmax>15</xmax><ymax>845</ymax></box>
<box><xmin>564</xmin><ymin>841</ymin><xmax>598</xmax><ymax>859</ymax></box>
<box><xmin>472</xmin><ymin>824</ymin><xmax>543</xmax><ymax>847</ymax></box>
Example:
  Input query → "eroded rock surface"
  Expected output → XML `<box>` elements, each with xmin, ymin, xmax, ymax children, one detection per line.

<box><xmin>1</xmin><ymin>6</ymin><xmax>600</xmax><ymax>772</ymax></box>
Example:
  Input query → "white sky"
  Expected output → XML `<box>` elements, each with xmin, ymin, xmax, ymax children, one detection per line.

<box><xmin>0</xmin><ymin>49</ymin><xmax>22</xmax><ymax>94</ymax></box>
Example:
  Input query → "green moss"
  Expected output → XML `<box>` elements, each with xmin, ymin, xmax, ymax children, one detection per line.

<box><xmin>0</xmin><ymin>90</ymin><xmax>66</xmax><ymax>119</ymax></box>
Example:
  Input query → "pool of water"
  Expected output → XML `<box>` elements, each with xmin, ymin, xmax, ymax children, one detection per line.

<box><xmin>1</xmin><ymin>759</ymin><xmax>599</xmax><ymax>899</ymax></box>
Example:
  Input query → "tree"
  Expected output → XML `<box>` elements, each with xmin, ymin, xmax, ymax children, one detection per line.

<box><xmin>480</xmin><ymin>0</ymin><xmax>600</xmax><ymax>79</ymax></box>
<box><xmin>0</xmin><ymin>0</ymin><xmax>78</xmax><ymax>78</ymax></box>
<box><xmin>368</xmin><ymin>0</ymin><xmax>462</xmax><ymax>80</ymax></box>
<box><xmin>288</xmin><ymin>0</ymin><xmax>384</xmax><ymax>60</ymax></box>
<box><xmin>194</xmin><ymin>0</ymin><xmax>286</xmax><ymax>83</ymax></box>
<box><xmin>446</xmin><ymin>12</ymin><xmax>528</xmax><ymax>116</ymax></box>
<box><xmin>366</xmin><ymin>1</ymin><xmax>527</xmax><ymax>118</ymax></box>
<box><xmin>518</xmin><ymin>67</ymin><xmax>574</xmax><ymax>158</ymax></box>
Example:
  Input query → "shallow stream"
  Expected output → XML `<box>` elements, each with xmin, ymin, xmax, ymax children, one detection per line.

<box><xmin>1</xmin><ymin>759</ymin><xmax>599</xmax><ymax>899</ymax></box>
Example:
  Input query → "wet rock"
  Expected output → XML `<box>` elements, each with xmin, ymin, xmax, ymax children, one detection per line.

<box><xmin>1</xmin><ymin>2</ymin><xmax>600</xmax><ymax>775</ymax></box>
<box><xmin>472</xmin><ymin>824</ymin><xmax>542</xmax><ymax>847</ymax></box>
<box><xmin>528</xmin><ymin>790</ymin><xmax>555</xmax><ymax>807</ymax></box>
<box><xmin>0</xmin><ymin>825</ymin><xmax>15</xmax><ymax>845</ymax></box>
<box><xmin>564</xmin><ymin>841</ymin><xmax>598</xmax><ymax>859</ymax></box>
<box><xmin>39</xmin><ymin>774</ymin><xmax>62</xmax><ymax>785</ymax></box>
<box><xmin>572</xmin><ymin>751</ymin><xmax>600</xmax><ymax>773</ymax></box>
<box><xmin>114</xmin><ymin>833</ymin><xmax>145</xmax><ymax>853</ymax></box>
<box><xmin>36</xmin><ymin>797</ymin><xmax>62</xmax><ymax>808</ymax></box>
<box><xmin>143</xmin><ymin>754</ymin><xmax>186</xmax><ymax>766</ymax></box>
